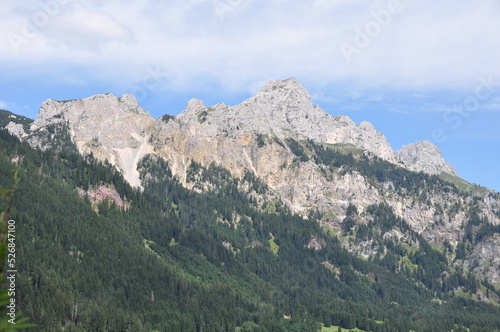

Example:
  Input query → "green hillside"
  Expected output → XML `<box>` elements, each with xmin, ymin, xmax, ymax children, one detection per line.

<box><xmin>1</xmin><ymin>128</ymin><xmax>500</xmax><ymax>331</ymax></box>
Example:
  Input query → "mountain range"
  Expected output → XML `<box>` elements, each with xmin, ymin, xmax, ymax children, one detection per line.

<box><xmin>1</xmin><ymin>78</ymin><xmax>500</xmax><ymax>331</ymax></box>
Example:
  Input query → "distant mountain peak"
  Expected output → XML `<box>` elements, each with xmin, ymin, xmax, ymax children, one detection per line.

<box><xmin>185</xmin><ymin>98</ymin><xmax>206</xmax><ymax>113</ymax></box>
<box><xmin>395</xmin><ymin>140</ymin><xmax>457</xmax><ymax>176</ymax></box>
<box><xmin>31</xmin><ymin>93</ymin><xmax>149</xmax><ymax>131</ymax></box>
<box><xmin>258</xmin><ymin>77</ymin><xmax>310</xmax><ymax>96</ymax></box>
<box><xmin>248</xmin><ymin>77</ymin><xmax>313</xmax><ymax>112</ymax></box>
<box><xmin>119</xmin><ymin>93</ymin><xmax>139</xmax><ymax>106</ymax></box>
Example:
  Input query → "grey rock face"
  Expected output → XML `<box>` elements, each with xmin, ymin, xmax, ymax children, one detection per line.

<box><xmin>29</xmin><ymin>93</ymin><xmax>154</xmax><ymax>188</ymax></box>
<box><xmin>395</xmin><ymin>140</ymin><xmax>457</xmax><ymax>175</ymax></box>
<box><xmin>27</xmin><ymin>78</ymin><xmax>458</xmax><ymax>184</ymax></box>
<box><xmin>5</xmin><ymin>122</ymin><xmax>27</xmax><ymax>140</ymax></box>
<box><xmin>465</xmin><ymin>234</ymin><xmax>500</xmax><ymax>284</ymax></box>
<box><xmin>214</xmin><ymin>78</ymin><xmax>396</xmax><ymax>162</ymax></box>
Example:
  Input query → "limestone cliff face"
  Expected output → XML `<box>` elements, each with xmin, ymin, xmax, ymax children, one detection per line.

<box><xmin>22</xmin><ymin>78</ymin><xmax>480</xmax><ymax>221</ymax></box>
<box><xmin>245</xmin><ymin>79</ymin><xmax>396</xmax><ymax>162</ymax></box>
<box><xmin>5</xmin><ymin>122</ymin><xmax>27</xmax><ymax>140</ymax></box>
<box><xmin>146</xmin><ymin>79</ymin><xmax>394</xmax><ymax>217</ymax></box>
<box><xmin>395</xmin><ymin>140</ymin><xmax>457</xmax><ymax>176</ymax></box>
<box><xmin>465</xmin><ymin>234</ymin><xmax>500</xmax><ymax>284</ymax></box>
<box><xmin>29</xmin><ymin>93</ymin><xmax>154</xmax><ymax>188</ymax></box>
<box><xmin>1</xmin><ymin>110</ymin><xmax>32</xmax><ymax>140</ymax></box>
<box><xmin>146</xmin><ymin>79</ymin><xmax>472</xmax><ymax>217</ymax></box>
<box><xmin>168</xmin><ymin>78</ymin><xmax>396</xmax><ymax>162</ymax></box>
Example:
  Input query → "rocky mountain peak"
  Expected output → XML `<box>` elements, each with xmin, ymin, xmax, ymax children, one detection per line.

<box><xmin>29</xmin><ymin>93</ymin><xmax>155</xmax><ymax>188</ymax></box>
<box><xmin>257</xmin><ymin>77</ymin><xmax>312</xmax><ymax>102</ymax></box>
<box><xmin>395</xmin><ymin>140</ymin><xmax>457</xmax><ymax>176</ymax></box>
<box><xmin>119</xmin><ymin>93</ymin><xmax>140</xmax><ymax>108</ymax></box>
<box><xmin>225</xmin><ymin>79</ymin><xmax>396</xmax><ymax>162</ymax></box>
<box><xmin>174</xmin><ymin>98</ymin><xmax>211</xmax><ymax>124</ymax></box>
<box><xmin>186</xmin><ymin>98</ymin><xmax>206</xmax><ymax>113</ymax></box>
<box><xmin>166</xmin><ymin>79</ymin><xmax>396</xmax><ymax>165</ymax></box>
<box><xmin>31</xmin><ymin>93</ymin><xmax>149</xmax><ymax>131</ymax></box>
<box><xmin>244</xmin><ymin>77</ymin><xmax>314</xmax><ymax>115</ymax></box>
<box><xmin>230</xmin><ymin>79</ymin><xmax>330</xmax><ymax>138</ymax></box>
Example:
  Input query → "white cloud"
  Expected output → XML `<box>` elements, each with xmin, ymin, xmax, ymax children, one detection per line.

<box><xmin>1</xmin><ymin>0</ymin><xmax>500</xmax><ymax>96</ymax></box>
<box><xmin>43</xmin><ymin>3</ymin><xmax>134</xmax><ymax>50</ymax></box>
<box><xmin>480</xmin><ymin>103</ymin><xmax>500</xmax><ymax>111</ymax></box>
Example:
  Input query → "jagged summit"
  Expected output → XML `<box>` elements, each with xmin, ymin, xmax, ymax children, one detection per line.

<box><xmin>172</xmin><ymin>78</ymin><xmax>395</xmax><ymax>162</ymax></box>
<box><xmin>176</xmin><ymin>78</ymin><xmax>316</xmax><ymax>129</ymax></box>
<box><xmin>6</xmin><ymin>78</ymin><xmax>458</xmax><ymax>187</ymax></box>
<box><xmin>185</xmin><ymin>98</ymin><xmax>206</xmax><ymax>113</ymax></box>
<box><xmin>177</xmin><ymin>78</ymin><xmax>315</xmax><ymax>125</ymax></box>
<box><xmin>254</xmin><ymin>77</ymin><xmax>313</xmax><ymax>106</ymax></box>
<box><xmin>234</xmin><ymin>78</ymin><xmax>322</xmax><ymax>130</ymax></box>
<box><xmin>259</xmin><ymin>77</ymin><xmax>304</xmax><ymax>91</ymax></box>
<box><xmin>31</xmin><ymin>93</ymin><xmax>149</xmax><ymax>131</ymax></box>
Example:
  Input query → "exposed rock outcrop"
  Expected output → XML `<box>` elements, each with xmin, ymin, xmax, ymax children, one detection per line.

<box><xmin>5</xmin><ymin>122</ymin><xmax>27</xmax><ymax>140</ymax></box>
<box><xmin>29</xmin><ymin>93</ymin><xmax>155</xmax><ymax>188</ymax></box>
<box><xmin>78</xmin><ymin>184</ymin><xmax>129</xmax><ymax>211</ymax></box>
<box><xmin>464</xmin><ymin>234</ymin><xmax>500</xmax><ymax>284</ymax></box>
<box><xmin>169</xmin><ymin>78</ymin><xmax>396</xmax><ymax>162</ymax></box>
<box><xmin>396</xmin><ymin>140</ymin><xmax>457</xmax><ymax>176</ymax></box>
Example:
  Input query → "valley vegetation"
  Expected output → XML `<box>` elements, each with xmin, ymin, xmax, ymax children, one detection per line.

<box><xmin>1</xmin><ymin>126</ymin><xmax>500</xmax><ymax>332</ymax></box>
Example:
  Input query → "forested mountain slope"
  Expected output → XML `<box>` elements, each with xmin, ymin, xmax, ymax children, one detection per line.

<box><xmin>2</xmin><ymin>127</ymin><xmax>500</xmax><ymax>331</ymax></box>
<box><xmin>2</xmin><ymin>78</ymin><xmax>500</xmax><ymax>331</ymax></box>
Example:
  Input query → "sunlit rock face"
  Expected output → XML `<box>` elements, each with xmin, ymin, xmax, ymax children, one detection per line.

<box><xmin>396</xmin><ymin>140</ymin><xmax>457</xmax><ymax>176</ymax></box>
<box><xmin>29</xmin><ymin>93</ymin><xmax>154</xmax><ymax>188</ymax></box>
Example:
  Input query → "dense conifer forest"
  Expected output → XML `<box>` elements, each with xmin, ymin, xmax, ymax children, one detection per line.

<box><xmin>1</xmin><ymin>127</ymin><xmax>500</xmax><ymax>331</ymax></box>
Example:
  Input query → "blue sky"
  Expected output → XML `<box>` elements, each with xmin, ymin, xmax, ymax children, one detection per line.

<box><xmin>1</xmin><ymin>0</ymin><xmax>499</xmax><ymax>192</ymax></box>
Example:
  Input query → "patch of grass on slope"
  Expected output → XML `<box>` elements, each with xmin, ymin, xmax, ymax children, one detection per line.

<box><xmin>321</xmin><ymin>324</ymin><xmax>366</xmax><ymax>332</ymax></box>
<box><xmin>439</xmin><ymin>172</ymin><xmax>472</xmax><ymax>193</ymax></box>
